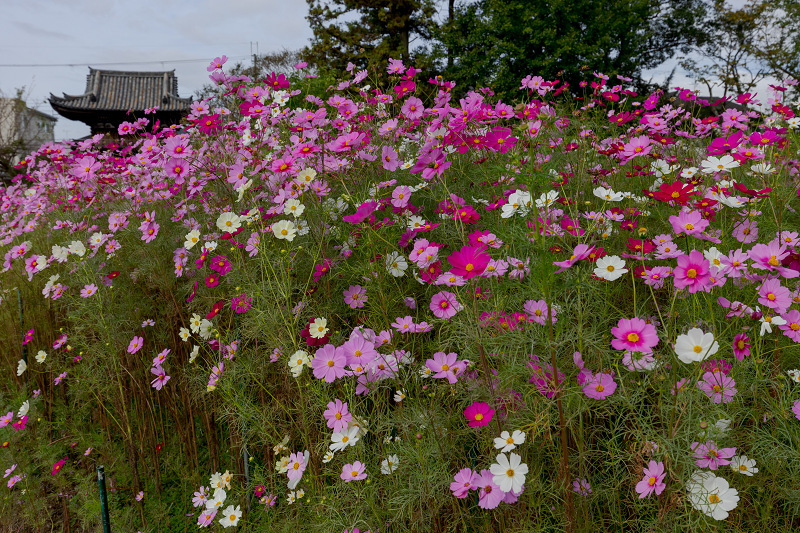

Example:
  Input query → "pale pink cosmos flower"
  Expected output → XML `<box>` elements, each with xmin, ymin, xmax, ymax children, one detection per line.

<box><xmin>697</xmin><ymin>371</ymin><xmax>737</xmax><ymax>404</ymax></box>
<box><xmin>476</xmin><ymin>469</ymin><xmax>504</xmax><ymax>509</ymax></box>
<box><xmin>391</xmin><ymin>185</ymin><xmax>411</xmax><ymax>208</ymax></box>
<box><xmin>669</xmin><ymin>209</ymin><xmax>709</xmax><ymax>236</ymax></box>
<box><xmin>692</xmin><ymin>440</ymin><xmax>735</xmax><ymax>470</ymax></box>
<box><xmin>343</xmin><ymin>285</ymin><xmax>368</xmax><ymax>309</ymax></box>
<box><xmin>128</xmin><ymin>336</ymin><xmax>144</xmax><ymax>354</ymax></box>
<box><xmin>341</xmin><ymin>461</ymin><xmax>367</xmax><ymax>482</ymax></box>
<box><xmin>450</xmin><ymin>468</ymin><xmax>480</xmax><ymax>498</ymax></box>
<box><xmin>150</xmin><ymin>366</ymin><xmax>170</xmax><ymax>390</ymax></box>
<box><xmin>80</xmin><ymin>284</ymin><xmax>98</xmax><ymax>298</ymax></box>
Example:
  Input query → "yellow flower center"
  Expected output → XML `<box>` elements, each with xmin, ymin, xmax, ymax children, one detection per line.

<box><xmin>474</xmin><ymin>413</ymin><xmax>483</xmax><ymax>421</ymax></box>
<box><xmin>465</xmin><ymin>263</ymin><xmax>474</xmax><ymax>272</ymax></box>
<box><xmin>693</xmin><ymin>345</ymin><xmax>702</xmax><ymax>353</ymax></box>
<box><xmin>441</xmin><ymin>364</ymin><xmax>450</xmax><ymax>371</ymax></box>
<box><xmin>686</xmin><ymin>268</ymin><xmax>697</xmax><ymax>279</ymax></box>
<box><xmin>627</xmin><ymin>333</ymin><xmax>640</xmax><ymax>343</ymax></box>
<box><xmin>648</xmin><ymin>476</ymin><xmax>656</xmax><ymax>486</ymax></box>
<box><xmin>709</xmin><ymin>494</ymin><xmax>720</xmax><ymax>504</ymax></box>
<box><xmin>596</xmin><ymin>384</ymin><xmax>604</xmax><ymax>392</ymax></box>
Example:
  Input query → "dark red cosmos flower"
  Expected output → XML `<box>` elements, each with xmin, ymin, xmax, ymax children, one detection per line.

<box><xmin>626</xmin><ymin>238</ymin><xmax>655</xmax><ymax>254</ymax></box>
<box><xmin>733</xmin><ymin>182</ymin><xmax>772</xmax><ymax>198</ymax></box>
<box><xmin>206</xmin><ymin>300</ymin><xmax>226</xmax><ymax>320</ymax></box>
<box><xmin>106</xmin><ymin>270</ymin><xmax>120</xmax><ymax>279</ymax></box>
<box><xmin>186</xmin><ymin>281</ymin><xmax>198</xmax><ymax>304</ymax></box>
<box><xmin>652</xmin><ymin>180</ymin><xmax>698</xmax><ymax>205</ymax></box>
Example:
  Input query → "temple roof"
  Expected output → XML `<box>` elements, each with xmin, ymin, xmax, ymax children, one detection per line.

<box><xmin>49</xmin><ymin>68</ymin><xmax>192</xmax><ymax>113</ymax></box>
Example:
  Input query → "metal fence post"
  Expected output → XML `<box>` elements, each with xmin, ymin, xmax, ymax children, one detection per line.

<box><xmin>97</xmin><ymin>465</ymin><xmax>111</xmax><ymax>533</ymax></box>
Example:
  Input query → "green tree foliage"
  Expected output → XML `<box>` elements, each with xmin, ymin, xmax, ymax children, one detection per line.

<box><xmin>434</xmin><ymin>0</ymin><xmax>709</xmax><ymax>100</ymax></box>
<box><xmin>303</xmin><ymin>0</ymin><xmax>440</xmax><ymax>74</ymax></box>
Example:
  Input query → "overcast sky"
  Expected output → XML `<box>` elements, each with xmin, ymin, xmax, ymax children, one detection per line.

<box><xmin>0</xmin><ymin>0</ymin><xmax>777</xmax><ymax>143</ymax></box>
<box><xmin>0</xmin><ymin>0</ymin><xmax>314</xmax><ymax>140</ymax></box>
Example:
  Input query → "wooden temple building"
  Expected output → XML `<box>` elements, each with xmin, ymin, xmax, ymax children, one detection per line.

<box><xmin>49</xmin><ymin>68</ymin><xmax>192</xmax><ymax>138</ymax></box>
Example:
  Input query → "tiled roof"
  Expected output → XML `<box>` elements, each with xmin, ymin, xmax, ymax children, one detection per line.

<box><xmin>49</xmin><ymin>68</ymin><xmax>191</xmax><ymax>112</ymax></box>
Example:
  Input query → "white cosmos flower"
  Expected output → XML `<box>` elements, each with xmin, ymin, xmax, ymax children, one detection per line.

<box><xmin>730</xmin><ymin>455</ymin><xmax>758</xmax><ymax>476</ymax></box>
<box><xmin>17</xmin><ymin>359</ymin><xmax>27</xmax><ymax>376</ymax></box>
<box><xmin>288</xmin><ymin>350</ymin><xmax>310</xmax><ymax>377</ymax></box>
<box><xmin>330</xmin><ymin>427</ymin><xmax>360</xmax><ymax>452</ymax></box>
<box><xmin>675</xmin><ymin>328</ymin><xmax>719</xmax><ymax>363</ymax></box>
<box><xmin>309</xmin><ymin>318</ymin><xmax>328</xmax><ymax>339</ymax></box>
<box><xmin>381</xmin><ymin>454</ymin><xmax>399</xmax><ymax>474</ymax></box>
<box><xmin>594</xmin><ymin>255</ymin><xmax>628</xmax><ymax>281</ymax></box>
<box><xmin>386</xmin><ymin>252</ymin><xmax>408</xmax><ymax>277</ymax></box>
<box><xmin>494</xmin><ymin>430</ymin><xmax>526</xmax><ymax>453</ymax></box>
<box><xmin>686</xmin><ymin>471</ymin><xmax>739</xmax><ymax>520</ymax></box>
<box><xmin>700</xmin><ymin>155</ymin><xmax>740</xmax><ymax>174</ymax></box>
<box><xmin>36</xmin><ymin>350</ymin><xmax>47</xmax><ymax>363</ymax></box>
<box><xmin>218</xmin><ymin>504</ymin><xmax>241</xmax><ymax>528</ymax></box>
<box><xmin>215</xmin><ymin>212</ymin><xmax>241</xmax><ymax>233</ymax></box>
<box><xmin>283</xmin><ymin>199</ymin><xmax>305</xmax><ymax>218</ymax></box>
<box><xmin>272</xmin><ymin>219</ymin><xmax>297</xmax><ymax>242</ymax></box>
<box><xmin>184</xmin><ymin>230</ymin><xmax>201</xmax><ymax>250</ymax></box>
<box><xmin>490</xmin><ymin>452</ymin><xmax>528</xmax><ymax>493</ymax></box>
<box><xmin>759</xmin><ymin>313</ymin><xmax>786</xmax><ymax>335</ymax></box>
<box><xmin>593</xmin><ymin>186</ymin><xmax>624</xmax><ymax>202</ymax></box>
<box><xmin>18</xmin><ymin>400</ymin><xmax>29</xmax><ymax>418</ymax></box>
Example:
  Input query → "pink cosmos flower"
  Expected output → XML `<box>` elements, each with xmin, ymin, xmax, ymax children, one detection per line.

<box><xmin>732</xmin><ymin>218</ymin><xmax>758</xmax><ymax>244</ymax></box>
<box><xmin>673</xmin><ymin>250</ymin><xmax>712</xmax><ymax>293</ymax></box>
<box><xmin>341</xmin><ymin>461</ymin><xmax>367</xmax><ymax>482</ymax></box>
<box><xmin>477</xmin><ymin>469</ymin><xmax>504</xmax><ymax>509</ymax></box>
<box><xmin>697</xmin><ymin>371</ymin><xmax>737</xmax><ymax>403</ymax></box>
<box><xmin>553</xmin><ymin>244</ymin><xmax>594</xmax><ymax>273</ymax></box>
<box><xmin>447</xmin><ymin>245</ymin><xmax>491</xmax><ymax>279</ymax></box>
<box><xmin>342</xmin><ymin>334</ymin><xmax>377</xmax><ymax>368</ymax></box>
<box><xmin>197</xmin><ymin>509</ymin><xmax>217</xmax><ymax>527</ymax></box>
<box><xmin>692</xmin><ymin>440</ymin><xmax>735</xmax><ymax>470</ymax></box>
<box><xmin>287</xmin><ymin>452</ymin><xmax>307</xmax><ymax>481</ymax></box>
<box><xmin>758</xmin><ymin>277</ymin><xmax>792</xmax><ymax>313</ymax></box>
<box><xmin>669</xmin><ymin>209</ymin><xmax>709</xmax><ymax>236</ymax></box>
<box><xmin>582</xmin><ymin>372</ymin><xmax>617</xmax><ymax>400</ymax></box>
<box><xmin>323</xmin><ymin>398</ymin><xmax>352</xmax><ymax>433</ymax></box>
<box><xmin>425</xmin><ymin>352</ymin><xmax>460</xmax><ymax>384</ymax></box>
<box><xmin>391</xmin><ymin>315</ymin><xmax>416</xmax><ymax>333</ymax></box>
<box><xmin>381</xmin><ymin>146</ymin><xmax>400</xmax><ymax>171</ymax></box>
<box><xmin>343</xmin><ymin>285</ymin><xmax>368</xmax><ymax>309</ymax></box>
<box><xmin>749</xmin><ymin>241</ymin><xmax>799</xmax><ymax>278</ymax></box>
<box><xmin>128</xmin><ymin>336</ymin><xmax>143</xmax><ymax>354</ymax></box>
<box><xmin>140</xmin><ymin>221</ymin><xmax>160</xmax><ymax>243</ymax></box>
<box><xmin>451</xmin><ymin>468</ymin><xmax>480</xmax><ymax>498</ymax></box>
<box><xmin>464</xmin><ymin>402</ymin><xmax>494</xmax><ymax>428</ymax></box>
<box><xmin>610</xmin><ymin>317</ymin><xmax>659</xmax><ymax>353</ymax></box>
<box><xmin>793</xmin><ymin>400</ymin><xmax>800</xmax><ymax>421</ymax></box>
<box><xmin>635</xmin><ymin>460</ymin><xmax>666</xmax><ymax>498</ymax></box>
<box><xmin>779</xmin><ymin>310</ymin><xmax>800</xmax><ymax>342</ymax></box>
<box><xmin>523</xmin><ymin>299</ymin><xmax>557</xmax><ymax>325</ymax></box>
<box><xmin>311</xmin><ymin>344</ymin><xmax>348</xmax><ymax>382</ymax></box>
<box><xmin>0</xmin><ymin>413</ymin><xmax>11</xmax><ymax>428</ymax></box>
<box><xmin>7</xmin><ymin>474</ymin><xmax>22</xmax><ymax>488</ymax></box>
<box><xmin>150</xmin><ymin>366</ymin><xmax>170</xmax><ymax>390</ymax></box>
<box><xmin>430</xmin><ymin>291</ymin><xmax>461</xmax><ymax>319</ymax></box>
<box><xmin>80</xmin><ymin>283</ymin><xmax>98</xmax><ymax>298</ymax></box>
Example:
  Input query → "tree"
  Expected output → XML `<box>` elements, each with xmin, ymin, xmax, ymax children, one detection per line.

<box><xmin>303</xmin><ymin>0</ymin><xmax>440</xmax><ymax>74</ymax></box>
<box><xmin>433</xmin><ymin>0</ymin><xmax>709</xmax><ymax>100</ymax></box>
<box><xmin>0</xmin><ymin>88</ymin><xmax>56</xmax><ymax>182</ymax></box>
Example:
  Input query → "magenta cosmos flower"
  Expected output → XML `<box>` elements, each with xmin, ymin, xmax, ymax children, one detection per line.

<box><xmin>209</xmin><ymin>255</ymin><xmax>232</xmax><ymax>275</ymax></box>
<box><xmin>464</xmin><ymin>402</ymin><xmax>494</xmax><ymax>428</ymax></box>
<box><xmin>341</xmin><ymin>461</ymin><xmax>367</xmax><ymax>482</ymax></box>
<box><xmin>447</xmin><ymin>245</ymin><xmax>491</xmax><ymax>279</ymax></box>
<box><xmin>732</xmin><ymin>333</ymin><xmax>751</xmax><ymax>360</ymax></box>
<box><xmin>231</xmin><ymin>293</ymin><xmax>252</xmax><ymax>313</ymax></box>
<box><xmin>673</xmin><ymin>250</ymin><xmax>711</xmax><ymax>293</ymax></box>
<box><xmin>430</xmin><ymin>291</ymin><xmax>461</xmax><ymax>319</ymax></box>
<box><xmin>758</xmin><ymin>277</ymin><xmax>792</xmax><ymax>313</ymax></box>
<box><xmin>610</xmin><ymin>317</ymin><xmax>659</xmax><ymax>353</ymax></box>
<box><xmin>583</xmin><ymin>372</ymin><xmax>617</xmax><ymax>400</ymax></box>
<box><xmin>342</xmin><ymin>201</ymin><xmax>379</xmax><ymax>224</ymax></box>
<box><xmin>635</xmin><ymin>460</ymin><xmax>666</xmax><ymax>498</ymax></box>
<box><xmin>311</xmin><ymin>344</ymin><xmax>348</xmax><ymax>383</ymax></box>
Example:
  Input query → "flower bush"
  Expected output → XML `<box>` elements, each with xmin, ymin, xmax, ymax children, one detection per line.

<box><xmin>0</xmin><ymin>57</ymin><xmax>799</xmax><ymax>531</ymax></box>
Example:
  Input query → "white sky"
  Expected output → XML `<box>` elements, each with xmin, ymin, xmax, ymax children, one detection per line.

<box><xmin>0</xmin><ymin>0</ymin><xmax>314</xmax><ymax>140</ymax></box>
<box><xmin>0</xmin><ymin>0</ymin><xmax>782</xmax><ymax>142</ymax></box>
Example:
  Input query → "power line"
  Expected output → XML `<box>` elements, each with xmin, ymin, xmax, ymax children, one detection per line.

<box><xmin>0</xmin><ymin>56</ymin><xmax>249</xmax><ymax>68</ymax></box>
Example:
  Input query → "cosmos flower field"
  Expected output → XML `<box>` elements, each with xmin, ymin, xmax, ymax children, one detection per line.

<box><xmin>1</xmin><ymin>56</ymin><xmax>799</xmax><ymax>531</ymax></box>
